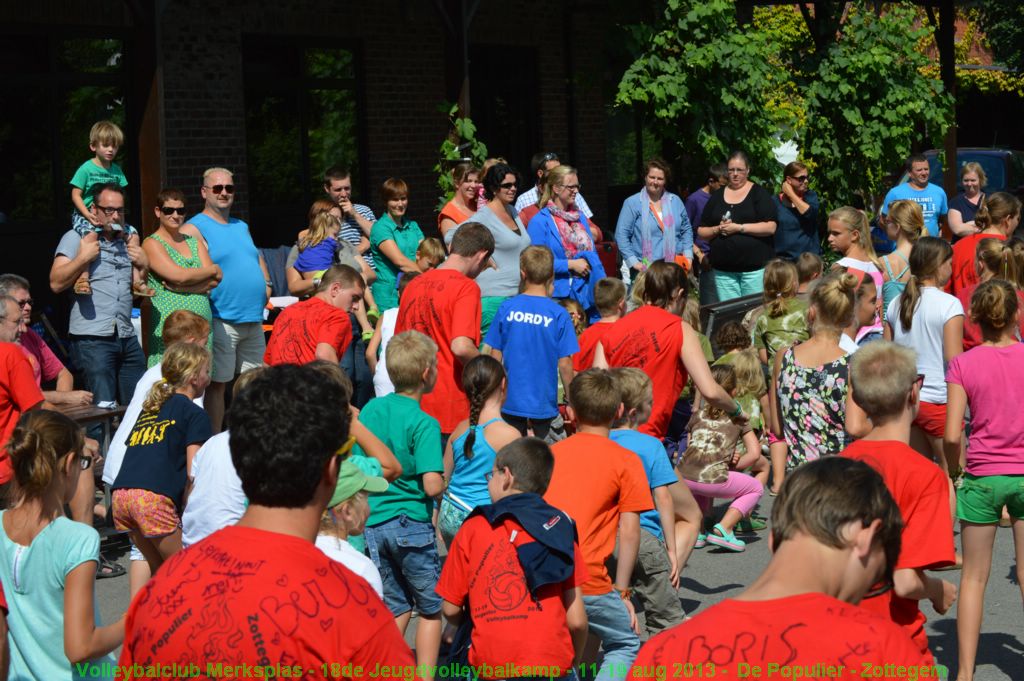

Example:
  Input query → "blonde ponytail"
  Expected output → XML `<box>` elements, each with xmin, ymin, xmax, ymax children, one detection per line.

<box><xmin>143</xmin><ymin>342</ymin><xmax>211</xmax><ymax>414</ymax></box>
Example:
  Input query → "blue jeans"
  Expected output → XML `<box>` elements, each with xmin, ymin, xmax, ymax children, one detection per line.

<box><xmin>713</xmin><ymin>268</ymin><xmax>765</xmax><ymax>302</ymax></box>
<box><xmin>363</xmin><ymin>514</ymin><xmax>442</xmax><ymax>617</ymax></box>
<box><xmin>582</xmin><ymin>591</ymin><xmax>640</xmax><ymax>681</ymax></box>
<box><xmin>339</xmin><ymin>314</ymin><xmax>372</xmax><ymax>409</ymax></box>
<box><xmin>70</xmin><ymin>333</ymin><xmax>146</xmax><ymax>438</ymax></box>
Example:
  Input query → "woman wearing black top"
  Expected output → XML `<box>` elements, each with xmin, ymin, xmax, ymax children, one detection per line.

<box><xmin>697</xmin><ymin>151</ymin><xmax>777</xmax><ymax>302</ymax></box>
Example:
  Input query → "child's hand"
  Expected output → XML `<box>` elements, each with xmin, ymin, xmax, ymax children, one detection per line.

<box><xmin>668</xmin><ymin>552</ymin><xmax>680</xmax><ymax>590</ymax></box>
<box><xmin>730</xmin><ymin>450</ymin><xmax>741</xmax><ymax>467</ymax></box>
<box><xmin>87</xmin><ymin>213</ymin><xmax>103</xmax><ymax>227</ymax></box>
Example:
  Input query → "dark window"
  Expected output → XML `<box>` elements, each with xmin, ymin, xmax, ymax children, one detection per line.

<box><xmin>469</xmin><ymin>45</ymin><xmax>541</xmax><ymax>177</ymax></box>
<box><xmin>243</xmin><ymin>39</ymin><xmax>364</xmax><ymax>245</ymax></box>
<box><xmin>0</xmin><ymin>33</ymin><xmax>128</xmax><ymax>228</ymax></box>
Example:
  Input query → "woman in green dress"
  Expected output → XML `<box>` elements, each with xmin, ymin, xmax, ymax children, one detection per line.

<box><xmin>142</xmin><ymin>189</ymin><xmax>221</xmax><ymax>366</ymax></box>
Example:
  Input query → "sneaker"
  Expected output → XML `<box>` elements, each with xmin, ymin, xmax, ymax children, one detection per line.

<box><xmin>706</xmin><ymin>523</ymin><xmax>746</xmax><ymax>552</ymax></box>
<box><xmin>694</xmin><ymin>532</ymin><xmax>707</xmax><ymax>549</ymax></box>
<box><xmin>737</xmin><ymin>514</ymin><xmax>768</xmax><ymax>534</ymax></box>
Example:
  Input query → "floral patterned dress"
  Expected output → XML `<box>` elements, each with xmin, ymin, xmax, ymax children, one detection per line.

<box><xmin>145</xmin><ymin>234</ymin><xmax>214</xmax><ymax>367</ymax></box>
<box><xmin>777</xmin><ymin>346</ymin><xmax>849</xmax><ymax>470</ymax></box>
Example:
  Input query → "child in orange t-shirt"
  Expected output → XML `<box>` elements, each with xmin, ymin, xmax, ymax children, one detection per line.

<box><xmin>573</xmin><ymin>277</ymin><xmax>625</xmax><ymax>372</ymax></box>
<box><xmin>843</xmin><ymin>341</ymin><xmax>957</xmax><ymax>662</ymax></box>
<box><xmin>437</xmin><ymin>437</ymin><xmax>588</xmax><ymax>677</ymax></box>
<box><xmin>630</xmin><ymin>457</ymin><xmax>929</xmax><ymax>679</ymax></box>
<box><xmin>394</xmin><ymin>223</ymin><xmax>495</xmax><ymax>436</ymax></box>
<box><xmin>544</xmin><ymin>369</ymin><xmax>653</xmax><ymax>681</ymax></box>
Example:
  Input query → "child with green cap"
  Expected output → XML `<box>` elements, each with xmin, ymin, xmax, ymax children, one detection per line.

<box><xmin>316</xmin><ymin>459</ymin><xmax>389</xmax><ymax>597</ymax></box>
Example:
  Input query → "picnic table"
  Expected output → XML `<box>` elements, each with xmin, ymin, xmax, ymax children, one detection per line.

<box><xmin>56</xmin><ymin>403</ymin><xmax>128</xmax><ymax>455</ymax></box>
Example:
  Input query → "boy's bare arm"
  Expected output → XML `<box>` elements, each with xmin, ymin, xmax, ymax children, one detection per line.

<box><xmin>652</xmin><ymin>485</ymin><xmax>679</xmax><ymax>588</ymax></box>
<box><xmin>562</xmin><ymin>586</ymin><xmax>588</xmax><ymax>666</ymax></box>
<box><xmin>557</xmin><ymin>356</ymin><xmax>574</xmax><ymax>401</ymax></box>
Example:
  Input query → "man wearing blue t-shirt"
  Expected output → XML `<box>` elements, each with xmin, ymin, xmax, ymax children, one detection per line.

<box><xmin>182</xmin><ymin>167</ymin><xmax>271</xmax><ymax>433</ymax></box>
<box><xmin>484</xmin><ymin>246</ymin><xmax>578</xmax><ymax>443</ymax></box>
<box><xmin>880</xmin><ymin>154</ymin><xmax>949</xmax><ymax>238</ymax></box>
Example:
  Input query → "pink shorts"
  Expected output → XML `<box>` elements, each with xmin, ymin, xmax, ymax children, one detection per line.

<box><xmin>112</xmin><ymin>488</ymin><xmax>180</xmax><ymax>537</ymax></box>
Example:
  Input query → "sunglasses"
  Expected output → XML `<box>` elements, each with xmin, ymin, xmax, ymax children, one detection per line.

<box><xmin>791</xmin><ymin>175</ymin><xmax>809</xmax><ymax>182</ymax></box>
<box><xmin>160</xmin><ymin>206</ymin><xmax>187</xmax><ymax>216</ymax></box>
<box><xmin>500</xmin><ymin>182</ymin><xmax>517</xmax><ymax>189</ymax></box>
<box><xmin>205</xmin><ymin>184</ymin><xmax>234</xmax><ymax>195</ymax></box>
<box><xmin>95</xmin><ymin>205</ymin><xmax>125</xmax><ymax>216</ymax></box>
<box><xmin>15</xmin><ymin>299</ymin><xmax>32</xmax><ymax>308</ymax></box>
<box><xmin>334</xmin><ymin>435</ymin><xmax>357</xmax><ymax>459</ymax></box>
<box><xmin>78</xmin><ymin>455</ymin><xmax>93</xmax><ymax>471</ymax></box>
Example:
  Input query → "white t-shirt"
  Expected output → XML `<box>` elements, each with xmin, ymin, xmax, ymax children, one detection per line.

<box><xmin>181</xmin><ymin>431</ymin><xmax>246</xmax><ymax>548</ymax></box>
<box><xmin>372</xmin><ymin>308</ymin><xmax>399</xmax><ymax>397</ymax></box>
<box><xmin>839</xmin><ymin>333</ymin><xmax>859</xmax><ymax>355</ymax></box>
<box><xmin>103</xmin><ymin>363</ymin><xmax>205</xmax><ymax>485</ymax></box>
<box><xmin>886</xmin><ymin>286</ymin><xmax>964</xmax><ymax>404</ymax></box>
<box><xmin>314</xmin><ymin>534</ymin><xmax>384</xmax><ymax>598</ymax></box>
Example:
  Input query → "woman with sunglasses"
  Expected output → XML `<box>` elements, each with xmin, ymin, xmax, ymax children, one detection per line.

<box><xmin>773</xmin><ymin>161</ymin><xmax>820</xmax><ymax>261</ymax></box>
<box><xmin>446</xmin><ymin>162</ymin><xmax>532</xmax><ymax>340</ymax></box>
<box><xmin>142</xmin><ymin>189</ymin><xmax>221</xmax><ymax>366</ymax></box>
<box><xmin>697</xmin><ymin>151</ymin><xmax>778</xmax><ymax>302</ymax></box>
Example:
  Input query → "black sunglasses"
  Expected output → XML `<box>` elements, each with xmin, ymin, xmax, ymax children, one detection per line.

<box><xmin>206</xmin><ymin>184</ymin><xmax>234</xmax><ymax>195</ymax></box>
<box><xmin>792</xmin><ymin>175</ymin><xmax>809</xmax><ymax>182</ymax></box>
<box><xmin>160</xmin><ymin>206</ymin><xmax>187</xmax><ymax>216</ymax></box>
<box><xmin>95</xmin><ymin>205</ymin><xmax>125</xmax><ymax>216</ymax></box>
<box><xmin>500</xmin><ymin>182</ymin><xmax>517</xmax><ymax>189</ymax></box>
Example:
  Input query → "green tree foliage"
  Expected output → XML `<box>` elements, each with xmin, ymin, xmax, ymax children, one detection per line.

<box><xmin>434</xmin><ymin>104</ymin><xmax>488</xmax><ymax>211</ymax></box>
<box><xmin>616</xmin><ymin>1</ymin><xmax>953</xmax><ymax>211</ymax></box>
<box><xmin>803</xmin><ymin>4</ymin><xmax>953</xmax><ymax>208</ymax></box>
<box><xmin>616</xmin><ymin>0</ymin><xmax>798</xmax><ymax>182</ymax></box>
<box><xmin>972</xmin><ymin>0</ymin><xmax>1024</xmax><ymax>70</ymax></box>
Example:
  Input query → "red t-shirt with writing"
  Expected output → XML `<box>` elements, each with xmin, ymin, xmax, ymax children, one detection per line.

<box><xmin>841</xmin><ymin>439</ymin><xmax>955</xmax><ymax>659</ymax></box>
<box><xmin>545</xmin><ymin>433</ymin><xmax>653</xmax><ymax>595</ymax></box>
<box><xmin>630</xmin><ymin>593</ymin><xmax>928</xmax><ymax>680</ymax></box>
<box><xmin>600</xmin><ymin>305</ymin><xmax>686</xmax><ymax>438</ymax></box>
<box><xmin>264</xmin><ymin>296</ymin><xmax>352</xmax><ymax>366</ymax></box>
<box><xmin>120</xmin><ymin>525</ymin><xmax>415</xmax><ymax>678</ymax></box>
<box><xmin>948</xmin><ymin>232</ymin><xmax>1006</xmax><ymax>296</ymax></box>
<box><xmin>436</xmin><ymin>514</ymin><xmax>588</xmax><ymax>675</ymax></box>
<box><xmin>0</xmin><ymin>343</ymin><xmax>44</xmax><ymax>484</ymax></box>
<box><xmin>395</xmin><ymin>268</ymin><xmax>481</xmax><ymax>433</ymax></box>
<box><xmin>573</xmin><ymin>321</ymin><xmax>615</xmax><ymax>373</ymax></box>
<box><xmin>957</xmin><ymin>282</ymin><xmax>1024</xmax><ymax>350</ymax></box>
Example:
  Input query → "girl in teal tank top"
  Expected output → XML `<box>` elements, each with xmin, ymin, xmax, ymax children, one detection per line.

<box><xmin>438</xmin><ymin>356</ymin><xmax>521</xmax><ymax>546</ymax></box>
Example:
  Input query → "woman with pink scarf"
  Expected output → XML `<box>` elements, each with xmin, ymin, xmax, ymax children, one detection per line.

<box><xmin>526</xmin><ymin>165</ymin><xmax>606</xmax><ymax>320</ymax></box>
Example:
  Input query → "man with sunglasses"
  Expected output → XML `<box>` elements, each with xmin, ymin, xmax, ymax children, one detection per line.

<box><xmin>514</xmin><ymin>151</ymin><xmax>595</xmax><ymax>226</ymax></box>
<box><xmin>0</xmin><ymin>295</ymin><xmax>45</xmax><ymax>494</ymax></box>
<box><xmin>50</xmin><ymin>183</ymin><xmax>149</xmax><ymax>425</ymax></box>
<box><xmin>773</xmin><ymin>161</ymin><xmax>821</xmax><ymax>261</ymax></box>
<box><xmin>181</xmin><ymin>167</ymin><xmax>272</xmax><ymax>433</ymax></box>
<box><xmin>843</xmin><ymin>341</ymin><xmax>957</xmax><ymax>664</ymax></box>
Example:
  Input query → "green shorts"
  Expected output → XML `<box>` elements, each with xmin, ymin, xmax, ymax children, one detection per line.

<box><xmin>956</xmin><ymin>473</ymin><xmax>1024</xmax><ymax>524</ymax></box>
<box><xmin>479</xmin><ymin>295</ymin><xmax>508</xmax><ymax>349</ymax></box>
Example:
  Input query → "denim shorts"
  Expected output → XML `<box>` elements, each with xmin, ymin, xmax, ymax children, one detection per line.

<box><xmin>957</xmin><ymin>473</ymin><xmax>1024</xmax><ymax>524</ymax></box>
<box><xmin>363</xmin><ymin>514</ymin><xmax>442</xmax><ymax>617</ymax></box>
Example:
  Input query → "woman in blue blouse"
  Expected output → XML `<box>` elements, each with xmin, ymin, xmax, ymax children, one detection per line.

<box><xmin>614</xmin><ymin>157</ymin><xmax>693</xmax><ymax>283</ymax></box>
<box><xmin>526</xmin><ymin>165</ymin><xmax>606</xmax><ymax>319</ymax></box>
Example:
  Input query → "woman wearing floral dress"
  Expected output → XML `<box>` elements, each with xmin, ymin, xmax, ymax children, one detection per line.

<box><xmin>142</xmin><ymin>189</ymin><xmax>221</xmax><ymax>366</ymax></box>
<box><xmin>771</xmin><ymin>272</ymin><xmax>857</xmax><ymax>472</ymax></box>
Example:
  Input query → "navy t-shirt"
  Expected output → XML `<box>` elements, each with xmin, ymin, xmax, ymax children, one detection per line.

<box><xmin>484</xmin><ymin>294</ymin><xmax>579</xmax><ymax>419</ymax></box>
<box><xmin>112</xmin><ymin>393</ymin><xmax>212</xmax><ymax>507</ymax></box>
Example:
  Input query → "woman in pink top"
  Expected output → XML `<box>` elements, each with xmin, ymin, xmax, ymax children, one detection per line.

<box><xmin>944</xmin><ymin>279</ymin><xmax>1024</xmax><ymax>681</ymax></box>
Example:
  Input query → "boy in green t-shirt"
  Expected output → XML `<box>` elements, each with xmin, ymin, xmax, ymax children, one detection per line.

<box><xmin>68</xmin><ymin>120</ymin><xmax>149</xmax><ymax>295</ymax></box>
<box><xmin>358</xmin><ymin>330</ymin><xmax>444</xmax><ymax>681</ymax></box>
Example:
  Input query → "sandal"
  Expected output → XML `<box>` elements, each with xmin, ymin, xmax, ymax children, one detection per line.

<box><xmin>706</xmin><ymin>523</ymin><xmax>746</xmax><ymax>552</ymax></box>
<box><xmin>694</xmin><ymin>532</ymin><xmax>707</xmax><ymax>549</ymax></box>
<box><xmin>96</xmin><ymin>553</ymin><xmax>126</xmax><ymax>579</ymax></box>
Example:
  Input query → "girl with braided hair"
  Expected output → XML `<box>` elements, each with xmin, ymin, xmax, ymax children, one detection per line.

<box><xmin>111</xmin><ymin>342</ymin><xmax>212</xmax><ymax>577</ymax></box>
<box><xmin>438</xmin><ymin>355</ymin><xmax>521</xmax><ymax>546</ymax></box>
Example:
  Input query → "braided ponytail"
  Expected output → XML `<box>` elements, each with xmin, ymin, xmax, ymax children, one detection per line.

<box><xmin>143</xmin><ymin>342</ymin><xmax>211</xmax><ymax>414</ymax></box>
<box><xmin>459</xmin><ymin>355</ymin><xmax>506</xmax><ymax>460</ymax></box>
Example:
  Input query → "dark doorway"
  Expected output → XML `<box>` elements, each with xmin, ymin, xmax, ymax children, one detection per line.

<box><xmin>468</xmin><ymin>44</ymin><xmax>541</xmax><ymax>177</ymax></box>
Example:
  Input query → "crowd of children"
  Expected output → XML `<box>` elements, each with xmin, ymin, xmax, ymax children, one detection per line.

<box><xmin>4</xmin><ymin>120</ymin><xmax>1024</xmax><ymax>681</ymax></box>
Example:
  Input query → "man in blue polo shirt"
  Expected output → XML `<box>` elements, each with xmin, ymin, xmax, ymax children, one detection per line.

<box><xmin>880</xmin><ymin>154</ymin><xmax>949</xmax><ymax>238</ymax></box>
<box><xmin>182</xmin><ymin>167</ymin><xmax>271</xmax><ymax>433</ymax></box>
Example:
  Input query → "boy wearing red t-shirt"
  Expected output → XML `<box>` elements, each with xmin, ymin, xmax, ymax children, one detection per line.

<box><xmin>573</xmin><ymin>278</ymin><xmax>625</xmax><ymax>372</ymax></box>
<box><xmin>631</xmin><ymin>457</ymin><xmax>931</xmax><ymax>680</ymax></box>
<box><xmin>843</xmin><ymin>341</ymin><xmax>957</xmax><ymax>661</ymax></box>
<box><xmin>120</xmin><ymin>364</ymin><xmax>415</xmax><ymax>675</ymax></box>
<box><xmin>438</xmin><ymin>437</ymin><xmax>588</xmax><ymax>678</ymax></box>
<box><xmin>395</xmin><ymin>223</ymin><xmax>494</xmax><ymax>436</ymax></box>
<box><xmin>265</xmin><ymin>264</ymin><xmax>365</xmax><ymax>366</ymax></box>
<box><xmin>545</xmin><ymin>369</ymin><xmax>653</xmax><ymax>681</ymax></box>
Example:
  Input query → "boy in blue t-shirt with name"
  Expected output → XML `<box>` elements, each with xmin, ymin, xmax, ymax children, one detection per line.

<box><xmin>609</xmin><ymin>366</ymin><xmax>687</xmax><ymax>636</ymax></box>
<box><xmin>484</xmin><ymin>245</ymin><xmax>578</xmax><ymax>442</ymax></box>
